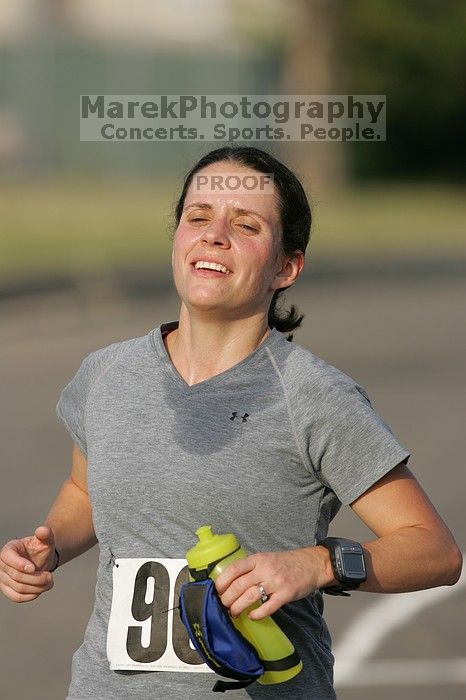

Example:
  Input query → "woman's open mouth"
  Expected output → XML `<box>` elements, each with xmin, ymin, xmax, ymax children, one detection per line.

<box><xmin>191</xmin><ymin>260</ymin><xmax>232</xmax><ymax>277</ymax></box>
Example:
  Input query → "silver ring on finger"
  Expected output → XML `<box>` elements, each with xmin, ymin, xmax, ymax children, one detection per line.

<box><xmin>258</xmin><ymin>584</ymin><xmax>269</xmax><ymax>604</ymax></box>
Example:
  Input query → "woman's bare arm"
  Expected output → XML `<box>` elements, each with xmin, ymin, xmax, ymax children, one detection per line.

<box><xmin>0</xmin><ymin>443</ymin><xmax>97</xmax><ymax>603</ymax></box>
<box><xmin>216</xmin><ymin>462</ymin><xmax>462</xmax><ymax>620</ymax></box>
<box><xmin>44</xmin><ymin>443</ymin><xmax>97</xmax><ymax>567</ymax></box>
<box><xmin>350</xmin><ymin>462</ymin><xmax>463</xmax><ymax>592</ymax></box>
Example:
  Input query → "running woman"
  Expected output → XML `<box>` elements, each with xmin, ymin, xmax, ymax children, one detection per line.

<box><xmin>0</xmin><ymin>146</ymin><xmax>462</xmax><ymax>699</ymax></box>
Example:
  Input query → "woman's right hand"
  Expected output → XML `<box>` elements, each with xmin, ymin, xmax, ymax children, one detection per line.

<box><xmin>0</xmin><ymin>525</ymin><xmax>57</xmax><ymax>603</ymax></box>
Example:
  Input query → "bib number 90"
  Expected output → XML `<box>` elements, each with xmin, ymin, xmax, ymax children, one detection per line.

<box><xmin>107</xmin><ymin>558</ymin><xmax>211</xmax><ymax>673</ymax></box>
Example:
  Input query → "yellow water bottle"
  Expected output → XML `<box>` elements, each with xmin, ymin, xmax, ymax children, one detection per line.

<box><xmin>186</xmin><ymin>525</ymin><xmax>303</xmax><ymax>685</ymax></box>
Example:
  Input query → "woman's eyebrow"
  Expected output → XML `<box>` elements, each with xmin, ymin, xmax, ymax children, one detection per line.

<box><xmin>233</xmin><ymin>206</ymin><xmax>269</xmax><ymax>224</ymax></box>
<box><xmin>185</xmin><ymin>202</ymin><xmax>211</xmax><ymax>211</ymax></box>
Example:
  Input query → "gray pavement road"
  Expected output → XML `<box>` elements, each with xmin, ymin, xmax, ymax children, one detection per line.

<box><xmin>0</xmin><ymin>274</ymin><xmax>465</xmax><ymax>699</ymax></box>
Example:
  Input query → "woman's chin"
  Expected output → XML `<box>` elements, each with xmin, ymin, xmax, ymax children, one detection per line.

<box><xmin>184</xmin><ymin>291</ymin><xmax>231</xmax><ymax>309</ymax></box>
<box><xmin>185</xmin><ymin>297</ymin><xmax>226</xmax><ymax>313</ymax></box>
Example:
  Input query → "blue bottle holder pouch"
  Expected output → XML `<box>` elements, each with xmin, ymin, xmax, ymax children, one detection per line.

<box><xmin>179</xmin><ymin>578</ymin><xmax>264</xmax><ymax>692</ymax></box>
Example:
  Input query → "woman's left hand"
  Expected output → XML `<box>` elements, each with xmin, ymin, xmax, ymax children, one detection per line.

<box><xmin>215</xmin><ymin>547</ymin><xmax>335</xmax><ymax>620</ymax></box>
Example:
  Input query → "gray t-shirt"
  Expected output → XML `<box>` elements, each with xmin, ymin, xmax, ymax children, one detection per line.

<box><xmin>56</xmin><ymin>321</ymin><xmax>410</xmax><ymax>699</ymax></box>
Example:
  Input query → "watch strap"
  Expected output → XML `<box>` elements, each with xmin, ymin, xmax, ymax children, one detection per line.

<box><xmin>320</xmin><ymin>585</ymin><xmax>352</xmax><ymax>597</ymax></box>
<box><xmin>50</xmin><ymin>548</ymin><xmax>60</xmax><ymax>572</ymax></box>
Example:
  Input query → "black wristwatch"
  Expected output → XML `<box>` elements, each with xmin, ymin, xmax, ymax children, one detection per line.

<box><xmin>317</xmin><ymin>537</ymin><xmax>367</xmax><ymax>596</ymax></box>
<box><xmin>50</xmin><ymin>548</ymin><xmax>60</xmax><ymax>572</ymax></box>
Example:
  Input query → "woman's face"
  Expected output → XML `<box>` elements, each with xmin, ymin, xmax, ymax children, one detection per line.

<box><xmin>172</xmin><ymin>161</ymin><xmax>298</xmax><ymax>320</ymax></box>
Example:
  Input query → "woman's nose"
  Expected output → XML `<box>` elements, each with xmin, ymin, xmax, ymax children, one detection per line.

<box><xmin>202</xmin><ymin>219</ymin><xmax>231</xmax><ymax>246</ymax></box>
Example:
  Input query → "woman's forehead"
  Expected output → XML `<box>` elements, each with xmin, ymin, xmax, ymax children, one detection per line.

<box><xmin>184</xmin><ymin>163</ymin><xmax>280</xmax><ymax>224</ymax></box>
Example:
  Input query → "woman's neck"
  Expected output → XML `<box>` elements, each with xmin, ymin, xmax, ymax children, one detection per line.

<box><xmin>164</xmin><ymin>308</ymin><xmax>270</xmax><ymax>386</ymax></box>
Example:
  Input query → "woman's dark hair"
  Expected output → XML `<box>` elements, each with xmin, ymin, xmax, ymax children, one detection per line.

<box><xmin>174</xmin><ymin>146</ymin><xmax>312</xmax><ymax>341</ymax></box>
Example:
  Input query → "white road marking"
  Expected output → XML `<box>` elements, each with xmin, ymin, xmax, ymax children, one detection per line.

<box><xmin>336</xmin><ymin>659</ymin><xmax>466</xmax><ymax>686</ymax></box>
<box><xmin>333</xmin><ymin>553</ymin><xmax>466</xmax><ymax>687</ymax></box>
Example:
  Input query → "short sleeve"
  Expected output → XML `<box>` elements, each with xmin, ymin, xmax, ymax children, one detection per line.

<box><xmin>56</xmin><ymin>354</ymin><xmax>95</xmax><ymax>457</ymax></box>
<box><xmin>308</xmin><ymin>379</ymin><xmax>410</xmax><ymax>505</ymax></box>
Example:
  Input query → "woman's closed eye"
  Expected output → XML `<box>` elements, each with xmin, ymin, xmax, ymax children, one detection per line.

<box><xmin>188</xmin><ymin>216</ymin><xmax>258</xmax><ymax>232</ymax></box>
<box><xmin>187</xmin><ymin>216</ymin><xmax>210</xmax><ymax>225</ymax></box>
<box><xmin>235</xmin><ymin>220</ymin><xmax>258</xmax><ymax>232</ymax></box>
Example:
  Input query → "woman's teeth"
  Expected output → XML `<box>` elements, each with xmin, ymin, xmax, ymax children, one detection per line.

<box><xmin>194</xmin><ymin>261</ymin><xmax>230</xmax><ymax>274</ymax></box>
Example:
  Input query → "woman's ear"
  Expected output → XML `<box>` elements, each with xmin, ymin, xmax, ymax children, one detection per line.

<box><xmin>272</xmin><ymin>250</ymin><xmax>305</xmax><ymax>291</ymax></box>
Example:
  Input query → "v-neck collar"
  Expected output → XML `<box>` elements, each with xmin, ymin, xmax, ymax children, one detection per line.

<box><xmin>149</xmin><ymin>320</ymin><xmax>281</xmax><ymax>391</ymax></box>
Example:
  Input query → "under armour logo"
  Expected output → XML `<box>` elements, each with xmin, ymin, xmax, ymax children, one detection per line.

<box><xmin>230</xmin><ymin>411</ymin><xmax>249</xmax><ymax>422</ymax></box>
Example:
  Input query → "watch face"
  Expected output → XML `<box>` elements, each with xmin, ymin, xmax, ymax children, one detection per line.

<box><xmin>343</xmin><ymin>552</ymin><xmax>365</xmax><ymax>577</ymax></box>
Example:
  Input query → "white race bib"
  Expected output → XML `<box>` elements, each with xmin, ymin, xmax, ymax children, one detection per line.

<box><xmin>107</xmin><ymin>557</ymin><xmax>213</xmax><ymax>673</ymax></box>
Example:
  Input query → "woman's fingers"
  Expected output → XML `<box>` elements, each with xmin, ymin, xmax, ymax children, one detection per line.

<box><xmin>33</xmin><ymin>525</ymin><xmax>55</xmax><ymax>555</ymax></box>
<box><xmin>226</xmin><ymin>582</ymin><xmax>273</xmax><ymax>618</ymax></box>
<box><xmin>1</xmin><ymin>539</ymin><xmax>35</xmax><ymax>573</ymax></box>
<box><xmin>0</xmin><ymin>537</ymin><xmax>55</xmax><ymax>603</ymax></box>
<box><xmin>0</xmin><ymin>559</ymin><xmax>52</xmax><ymax>587</ymax></box>
<box><xmin>247</xmin><ymin>588</ymin><xmax>288</xmax><ymax>620</ymax></box>
<box><xmin>215</xmin><ymin>557</ymin><xmax>255</xmax><ymax>595</ymax></box>
<box><xmin>0</xmin><ymin>569</ymin><xmax>53</xmax><ymax>601</ymax></box>
<box><xmin>0</xmin><ymin>580</ymin><xmax>46</xmax><ymax>603</ymax></box>
<box><xmin>1</xmin><ymin>528</ymin><xmax>56</xmax><ymax>574</ymax></box>
<box><xmin>220</xmin><ymin>578</ymin><xmax>287</xmax><ymax>620</ymax></box>
<box><xmin>216</xmin><ymin>549</ymin><xmax>323</xmax><ymax>619</ymax></box>
<box><xmin>217</xmin><ymin>565</ymin><xmax>261</xmax><ymax>608</ymax></box>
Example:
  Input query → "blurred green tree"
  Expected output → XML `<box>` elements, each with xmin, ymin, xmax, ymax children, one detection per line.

<box><xmin>337</xmin><ymin>0</ymin><xmax>466</xmax><ymax>180</ymax></box>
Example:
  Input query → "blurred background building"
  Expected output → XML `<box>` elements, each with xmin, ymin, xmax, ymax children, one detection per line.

<box><xmin>0</xmin><ymin>0</ymin><xmax>465</xmax><ymax>297</ymax></box>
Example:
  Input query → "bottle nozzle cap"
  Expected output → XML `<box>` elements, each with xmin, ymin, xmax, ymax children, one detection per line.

<box><xmin>195</xmin><ymin>525</ymin><xmax>214</xmax><ymax>542</ymax></box>
<box><xmin>186</xmin><ymin>525</ymin><xmax>240</xmax><ymax>570</ymax></box>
